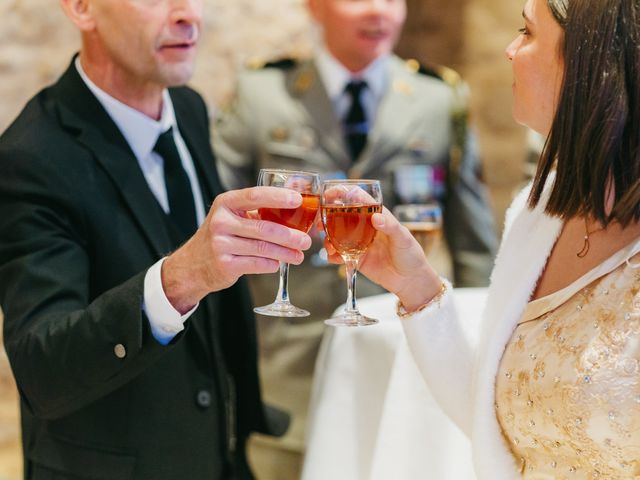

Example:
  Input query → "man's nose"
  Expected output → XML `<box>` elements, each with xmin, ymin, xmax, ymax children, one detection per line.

<box><xmin>169</xmin><ymin>0</ymin><xmax>202</xmax><ymax>39</ymax></box>
<box><xmin>365</xmin><ymin>0</ymin><xmax>388</xmax><ymax>14</ymax></box>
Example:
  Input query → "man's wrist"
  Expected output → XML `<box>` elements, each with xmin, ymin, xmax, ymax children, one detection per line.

<box><xmin>161</xmin><ymin>247</ymin><xmax>205</xmax><ymax>314</ymax></box>
<box><xmin>144</xmin><ymin>258</ymin><xmax>198</xmax><ymax>344</ymax></box>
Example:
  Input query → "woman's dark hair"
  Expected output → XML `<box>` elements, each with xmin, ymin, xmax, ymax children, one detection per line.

<box><xmin>529</xmin><ymin>0</ymin><xmax>640</xmax><ymax>226</ymax></box>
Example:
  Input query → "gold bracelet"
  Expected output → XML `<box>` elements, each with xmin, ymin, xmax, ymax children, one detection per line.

<box><xmin>396</xmin><ymin>280</ymin><xmax>448</xmax><ymax>318</ymax></box>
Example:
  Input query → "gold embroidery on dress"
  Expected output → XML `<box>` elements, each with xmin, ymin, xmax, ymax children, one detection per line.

<box><xmin>495</xmin><ymin>253</ymin><xmax>640</xmax><ymax>479</ymax></box>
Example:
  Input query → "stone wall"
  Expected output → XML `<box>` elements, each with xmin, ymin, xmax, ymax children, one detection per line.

<box><xmin>0</xmin><ymin>0</ymin><xmax>527</xmax><ymax>478</ymax></box>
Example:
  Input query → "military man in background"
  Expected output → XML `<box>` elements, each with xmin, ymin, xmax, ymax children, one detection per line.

<box><xmin>213</xmin><ymin>0</ymin><xmax>497</xmax><ymax>475</ymax></box>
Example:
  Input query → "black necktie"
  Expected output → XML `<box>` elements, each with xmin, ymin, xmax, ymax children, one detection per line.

<box><xmin>343</xmin><ymin>80</ymin><xmax>368</xmax><ymax>162</ymax></box>
<box><xmin>153</xmin><ymin>127</ymin><xmax>198</xmax><ymax>240</ymax></box>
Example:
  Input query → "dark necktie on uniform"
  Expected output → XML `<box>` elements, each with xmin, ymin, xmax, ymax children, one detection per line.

<box><xmin>153</xmin><ymin>127</ymin><xmax>198</xmax><ymax>240</ymax></box>
<box><xmin>343</xmin><ymin>80</ymin><xmax>369</xmax><ymax>162</ymax></box>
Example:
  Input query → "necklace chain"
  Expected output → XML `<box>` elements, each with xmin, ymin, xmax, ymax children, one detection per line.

<box><xmin>576</xmin><ymin>218</ymin><xmax>605</xmax><ymax>258</ymax></box>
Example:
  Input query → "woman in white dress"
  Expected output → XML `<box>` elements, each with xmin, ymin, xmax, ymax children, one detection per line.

<box><xmin>326</xmin><ymin>0</ymin><xmax>640</xmax><ymax>478</ymax></box>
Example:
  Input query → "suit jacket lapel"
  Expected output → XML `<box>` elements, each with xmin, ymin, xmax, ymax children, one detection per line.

<box><xmin>356</xmin><ymin>57</ymin><xmax>425</xmax><ymax>178</ymax></box>
<box><xmin>50</xmin><ymin>60</ymin><xmax>173</xmax><ymax>258</ymax></box>
<box><xmin>289</xmin><ymin>61</ymin><xmax>352</xmax><ymax>171</ymax></box>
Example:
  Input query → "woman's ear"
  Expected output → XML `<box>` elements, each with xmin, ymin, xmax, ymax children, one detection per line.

<box><xmin>59</xmin><ymin>0</ymin><xmax>96</xmax><ymax>31</ymax></box>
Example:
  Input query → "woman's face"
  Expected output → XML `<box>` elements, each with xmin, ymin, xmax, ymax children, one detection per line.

<box><xmin>505</xmin><ymin>0</ymin><xmax>565</xmax><ymax>135</ymax></box>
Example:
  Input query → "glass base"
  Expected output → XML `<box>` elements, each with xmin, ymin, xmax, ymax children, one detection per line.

<box><xmin>324</xmin><ymin>313</ymin><xmax>378</xmax><ymax>327</ymax></box>
<box><xmin>254</xmin><ymin>301</ymin><xmax>310</xmax><ymax>317</ymax></box>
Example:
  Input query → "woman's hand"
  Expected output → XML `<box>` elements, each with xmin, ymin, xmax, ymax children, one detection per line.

<box><xmin>324</xmin><ymin>207</ymin><xmax>444</xmax><ymax>312</ymax></box>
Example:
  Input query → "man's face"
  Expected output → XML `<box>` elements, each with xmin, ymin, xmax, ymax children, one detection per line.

<box><xmin>309</xmin><ymin>0</ymin><xmax>407</xmax><ymax>72</ymax></box>
<box><xmin>87</xmin><ymin>0</ymin><xmax>203</xmax><ymax>89</ymax></box>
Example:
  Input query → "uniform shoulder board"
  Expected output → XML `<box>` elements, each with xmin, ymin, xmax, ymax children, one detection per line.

<box><xmin>404</xmin><ymin>58</ymin><xmax>439</xmax><ymax>80</ymax></box>
<box><xmin>404</xmin><ymin>59</ymin><xmax>463</xmax><ymax>88</ymax></box>
<box><xmin>434</xmin><ymin>65</ymin><xmax>463</xmax><ymax>88</ymax></box>
<box><xmin>246</xmin><ymin>57</ymin><xmax>297</xmax><ymax>70</ymax></box>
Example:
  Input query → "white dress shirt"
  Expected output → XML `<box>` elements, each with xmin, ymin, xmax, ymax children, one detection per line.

<box><xmin>314</xmin><ymin>45</ymin><xmax>390</xmax><ymax>126</ymax></box>
<box><xmin>76</xmin><ymin>59</ymin><xmax>203</xmax><ymax>345</ymax></box>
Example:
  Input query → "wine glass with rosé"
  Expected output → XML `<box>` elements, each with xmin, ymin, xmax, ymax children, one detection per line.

<box><xmin>254</xmin><ymin>168</ymin><xmax>320</xmax><ymax>317</ymax></box>
<box><xmin>321</xmin><ymin>179</ymin><xmax>382</xmax><ymax>326</ymax></box>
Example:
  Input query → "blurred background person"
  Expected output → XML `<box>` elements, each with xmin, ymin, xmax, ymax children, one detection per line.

<box><xmin>212</xmin><ymin>0</ymin><xmax>497</xmax><ymax>474</ymax></box>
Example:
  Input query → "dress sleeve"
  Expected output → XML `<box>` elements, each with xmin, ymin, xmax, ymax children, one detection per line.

<box><xmin>400</xmin><ymin>283</ymin><xmax>476</xmax><ymax>435</ymax></box>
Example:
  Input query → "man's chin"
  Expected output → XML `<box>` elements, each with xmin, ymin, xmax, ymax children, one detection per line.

<box><xmin>159</xmin><ymin>65</ymin><xmax>196</xmax><ymax>87</ymax></box>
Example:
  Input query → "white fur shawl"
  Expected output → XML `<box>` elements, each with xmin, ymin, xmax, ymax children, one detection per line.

<box><xmin>402</xmin><ymin>178</ymin><xmax>563</xmax><ymax>479</ymax></box>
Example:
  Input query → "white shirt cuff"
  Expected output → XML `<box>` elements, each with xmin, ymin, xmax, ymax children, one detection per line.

<box><xmin>143</xmin><ymin>257</ymin><xmax>198</xmax><ymax>345</ymax></box>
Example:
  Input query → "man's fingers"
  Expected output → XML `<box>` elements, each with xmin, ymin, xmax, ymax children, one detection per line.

<box><xmin>220</xmin><ymin>212</ymin><xmax>312</xmax><ymax>251</ymax></box>
<box><xmin>230</xmin><ymin>256</ymin><xmax>282</xmax><ymax>276</ymax></box>
<box><xmin>220</xmin><ymin>186</ymin><xmax>302</xmax><ymax>212</ymax></box>
<box><xmin>322</xmin><ymin>184</ymin><xmax>376</xmax><ymax>205</ymax></box>
<box><xmin>214</xmin><ymin>235</ymin><xmax>306</xmax><ymax>265</ymax></box>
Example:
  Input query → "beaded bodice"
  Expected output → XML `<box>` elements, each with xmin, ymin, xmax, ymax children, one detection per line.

<box><xmin>495</xmin><ymin>248</ymin><xmax>640</xmax><ymax>479</ymax></box>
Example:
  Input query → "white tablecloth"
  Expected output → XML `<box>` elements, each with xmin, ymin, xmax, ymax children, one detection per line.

<box><xmin>301</xmin><ymin>288</ymin><xmax>488</xmax><ymax>480</ymax></box>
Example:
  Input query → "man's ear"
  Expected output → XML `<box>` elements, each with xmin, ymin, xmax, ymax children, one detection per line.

<box><xmin>59</xmin><ymin>0</ymin><xmax>95</xmax><ymax>31</ymax></box>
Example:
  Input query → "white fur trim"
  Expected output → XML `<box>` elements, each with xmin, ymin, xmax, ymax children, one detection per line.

<box><xmin>403</xmin><ymin>176</ymin><xmax>565</xmax><ymax>479</ymax></box>
<box><xmin>471</xmin><ymin>177</ymin><xmax>562</xmax><ymax>479</ymax></box>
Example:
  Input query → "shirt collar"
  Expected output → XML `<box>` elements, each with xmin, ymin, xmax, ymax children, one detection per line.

<box><xmin>315</xmin><ymin>45</ymin><xmax>389</xmax><ymax>101</ymax></box>
<box><xmin>75</xmin><ymin>57</ymin><xmax>176</xmax><ymax>161</ymax></box>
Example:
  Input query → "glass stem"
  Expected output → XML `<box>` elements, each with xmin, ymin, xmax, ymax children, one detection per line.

<box><xmin>274</xmin><ymin>261</ymin><xmax>291</xmax><ymax>304</ymax></box>
<box><xmin>344</xmin><ymin>257</ymin><xmax>360</xmax><ymax>315</ymax></box>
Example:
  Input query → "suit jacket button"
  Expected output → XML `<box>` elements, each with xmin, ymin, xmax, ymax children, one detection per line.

<box><xmin>196</xmin><ymin>390</ymin><xmax>212</xmax><ymax>408</ymax></box>
<box><xmin>114</xmin><ymin>344</ymin><xmax>126</xmax><ymax>359</ymax></box>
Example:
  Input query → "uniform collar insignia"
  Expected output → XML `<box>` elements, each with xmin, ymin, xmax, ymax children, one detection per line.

<box><xmin>294</xmin><ymin>68</ymin><xmax>315</xmax><ymax>94</ymax></box>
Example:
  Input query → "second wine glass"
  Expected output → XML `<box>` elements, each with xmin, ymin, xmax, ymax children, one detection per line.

<box><xmin>254</xmin><ymin>168</ymin><xmax>320</xmax><ymax>317</ymax></box>
<box><xmin>393</xmin><ymin>203</ymin><xmax>443</xmax><ymax>256</ymax></box>
<box><xmin>321</xmin><ymin>179</ymin><xmax>382</xmax><ymax>326</ymax></box>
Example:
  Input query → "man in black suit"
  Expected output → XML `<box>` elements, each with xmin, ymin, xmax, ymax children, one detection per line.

<box><xmin>0</xmin><ymin>0</ymin><xmax>308</xmax><ymax>478</ymax></box>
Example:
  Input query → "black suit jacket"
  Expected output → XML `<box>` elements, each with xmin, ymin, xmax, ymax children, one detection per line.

<box><xmin>0</xmin><ymin>59</ymin><xmax>285</xmax><ymax>479</ymax></box>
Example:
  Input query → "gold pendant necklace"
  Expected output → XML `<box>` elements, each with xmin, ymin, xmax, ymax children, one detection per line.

<box><xmin>576</xmin><ymin>218</ymin><xmax>605</xmax><ymax>258</ymax></box>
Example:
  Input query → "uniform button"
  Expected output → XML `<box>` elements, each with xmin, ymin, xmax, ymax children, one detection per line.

<box><xmin>114</xmin><ymin>344</ymin><xmax>126</xmax><ymax>359</ymax></box>
<box><xmin>196</xmin><ymin>390</ymin><xmax>212</xmax><ymax>408</ymax></box>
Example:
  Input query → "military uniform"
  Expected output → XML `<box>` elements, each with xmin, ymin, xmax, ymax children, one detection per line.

<box><xmin>212</xmin><ymin>54</ymin><xmax>497</xmax><ymax>475</ymax></box>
